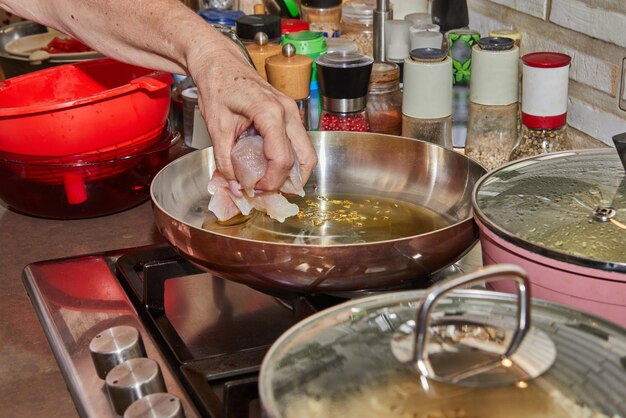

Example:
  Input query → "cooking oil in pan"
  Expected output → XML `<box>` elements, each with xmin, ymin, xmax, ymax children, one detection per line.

<box><xmin>202</xmin><ymin>193</ymin><xmax>452</xmax><ymax>244</ymax></box>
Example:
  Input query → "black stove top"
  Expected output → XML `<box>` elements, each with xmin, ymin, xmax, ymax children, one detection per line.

<box><xmin>23</xmin><ymin>243</ymin><xmax>477</xmax><ymax>418</ymax></box>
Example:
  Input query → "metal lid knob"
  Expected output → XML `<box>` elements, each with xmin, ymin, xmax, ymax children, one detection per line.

<box><xmin>106</xmin><ymin>358</ymin><xmax>167</xmax><ymax>415</ymax></box>
<box><xmin>123</xmin><ymin>393</ymin><xmax>185</xmax><ymax>418</ymax></box>
<box><xmin>89</xmin><ymin>325</ymin><xmax>146</xmax><ymax>379</ymax></box>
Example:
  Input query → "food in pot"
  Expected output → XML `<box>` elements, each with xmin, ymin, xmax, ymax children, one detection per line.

<box><xmin>207</xmin><ymin>134</ymin><xmax>304</xmax><ymax>223</ymax></box>
<box><xmin>281</xmin><ymin>373</ymin><xmax>615</xmax><ymax>418</ymax></box>
<box><xmin>202</xmin><ymin>193</ymin><xmax>452</xmax><ymax>245</ymax></box>
<box><xmin>43</xmin><ymin>36</ymin><xmax>92</xmax><ymax>54</ymax></box>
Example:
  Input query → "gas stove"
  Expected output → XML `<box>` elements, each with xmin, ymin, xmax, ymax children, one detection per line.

<box><xmin>23</xmin><ymin>243</ymin><xmax>480</xmax><ymax>418</ymax></box>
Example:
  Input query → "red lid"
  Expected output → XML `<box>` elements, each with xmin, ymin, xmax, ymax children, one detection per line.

<box><xmin>281</xmin><ymin>18</ymin><xmax>309</xmax><ymax>35</ymax></box>
<box><xmin>522</xmin><ymin>52</ymin><xmax>571</xmax><ymax>68</ymax></box>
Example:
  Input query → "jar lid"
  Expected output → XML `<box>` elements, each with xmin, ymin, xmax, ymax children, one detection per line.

<box><xmin>409</xmin><ymin>23</ymin><xmax>440</xmax><ymax>34</ymax></box>
<box><xmin>404</xmin><ymin>12</ymin><xmax>432</xmax><ymax>26</ymax></box>
<box><xmin>281</xmin><ymin>18</ymin><xmax>309</xmax><ymax>35</ymax></box>
<box><xmin>369</xmin><ymin>61</ymin><xmax>400</xmax><ymax>84</ymax></box>
<box><xmin>301</xmin><ymin>0</ymin><xmax>341</xmax><ymax>7</ymax></box>
<box><xmin>409</xmin><ymin>47</ymin><xmax>447</xmax><ymax>62</ymax></box>
<box><xmin>197</xmin><ymin>9</ymin><xmax>245</xmax><ymax>27</ymax></box>
<box><xmin>478</xmin><ymin>36</ymin><xmax>514</xmax><ymax>51</ymax></box>
<box><xmin>235</xmin><ymin>14</ymin><xmax>281</xmax><ymax>42</ymax></box>
<box><xmin>341</xmin><ymin>0</ymin><xmax>375</xmax><ymax>21</ymax></box>
<box><xmin>474</xmin><ymin>149</ymin><xmax>626</xmax><ymax>272</ymax></box>
<box><xmin>260</xmin><ymin>265</ymin><xmax>626</xmax><ymax>418</ymax></box>
<box><xmin>326</xmin><ymin>37</ymin><xmax>359</xmax><ymax>54</ymax></box>
<box><xmin>316</xmin><ymin>52</ymin><xmax>374</xmax><ymax>100</ymax></box>
<box><xmin>522</xmin><ymin>52</ymin><xmax>571</xmax><ymax>68</ymax></box>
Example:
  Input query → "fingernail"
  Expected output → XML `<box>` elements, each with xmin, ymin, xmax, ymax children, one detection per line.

<box><xmin>229</xmin><ymin>180</ymin><xmax>243</xmax><ymax>197</ymax></box>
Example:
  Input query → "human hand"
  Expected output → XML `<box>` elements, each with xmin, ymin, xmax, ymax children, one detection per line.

<box><xmin>185</xmin><ymin>32</ymin><xmax>317</xmax><ymax>194</ymax></box>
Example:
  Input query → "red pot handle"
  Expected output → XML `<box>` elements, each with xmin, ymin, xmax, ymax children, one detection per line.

<box><xmin>130</xmin><ymin>72</ymin><xmax>173</xmax><ymax>92</ymax></box>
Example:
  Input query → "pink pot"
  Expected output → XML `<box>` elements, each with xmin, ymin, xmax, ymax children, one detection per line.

<box><xmin>475</xmin><ymin>216</ymin><xmax>626</xmax><ymax>327</ymax></box>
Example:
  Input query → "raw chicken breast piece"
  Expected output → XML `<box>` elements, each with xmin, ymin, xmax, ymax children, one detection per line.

<box><xmin>207</xmin><ymin>133</ymin><xmax>306</xmax><ymax>223</ymax></box>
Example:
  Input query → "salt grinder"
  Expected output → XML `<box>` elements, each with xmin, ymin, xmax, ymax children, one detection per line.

<box><xmin>401</xmin><ymin>48</ymin><xmax>453</xmax><ymax>148</ymax></box>
<box><xmin>89</xmin><ymin>325</ymin><xmax>147</xmax><ymax>379</ymax></box>
<box><xmin>265</xmin><ymin>43</ymin><xmax>313</xmax><ymax>130</ymax></box>
<box><xmin>124</xmin><ymin>393</ymin><xmax>185</xmax><ymax>418</ymax></box>
<box><xmin>106</xmin><ymin>357</ymin><xmax>167</xmax><ymax>415</ymax></box>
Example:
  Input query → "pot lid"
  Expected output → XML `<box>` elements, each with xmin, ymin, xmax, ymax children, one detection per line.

<box><xmin>260</xmin><ymin>265</ymin><xmax>626</xmax><ymax>418</ymax></box>
<box><xmin>473</xmin><ymin>149</ymin><xmax>626</xmax><ymax>272</ymax></box>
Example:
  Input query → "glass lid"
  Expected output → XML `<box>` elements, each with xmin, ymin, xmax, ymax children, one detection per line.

<box><xmin>473</xmin><ymin>149</ymin><xmax>626</xmax><ymax>270</ymax></box>
<box><xmin>259</xmin><ymin>265</ymin><xmax>626</xmax><ymax>418</ymax></box>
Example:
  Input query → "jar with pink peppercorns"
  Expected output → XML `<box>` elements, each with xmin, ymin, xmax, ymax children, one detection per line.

<box><xmin>316</xmin><ymin>52</ymin><xmax>374</xmax><ymax>132</ymax></box>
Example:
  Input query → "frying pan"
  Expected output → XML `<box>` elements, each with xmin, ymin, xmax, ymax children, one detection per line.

<box><xmin>150</xmin><ymin>131</ymin><xmax>486</xmax><ymax>293</ymax></box>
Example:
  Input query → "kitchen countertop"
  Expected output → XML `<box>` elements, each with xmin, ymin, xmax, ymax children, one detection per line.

<box><xmin>0</xmin><ymin>201</ymin><xmax>164</xmax><ymax>418</ymax></box>
<box><xmin>0</xmin><ymin>198</ymin><xmax>484</xmax><ymax>417</ymax></box>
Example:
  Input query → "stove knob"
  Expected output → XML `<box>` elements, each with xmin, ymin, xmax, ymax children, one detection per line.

<box><xmin>105</xmin><ymin>358</ymin><xmax>167</xmax><ymax>415</ymax></box>
<box><xmin>89</xmin><ymin>325</ymin><xmax>146</xmax><ymax>379</ymax></box>
<box><xmin>123</xmin><ymin>393</ymin><xmax>185</xmax><ymax>418</ymax></box>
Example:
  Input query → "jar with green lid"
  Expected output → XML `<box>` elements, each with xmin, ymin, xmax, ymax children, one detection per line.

<box><xmin>340</xmin><ymin>0</ymin><xmax>375</xmax><ymax>57</ymax></box>
<box><xmin>300</xmin><ymin>0</ymin><xmax>342</xmax><ymax>39</ymax></box>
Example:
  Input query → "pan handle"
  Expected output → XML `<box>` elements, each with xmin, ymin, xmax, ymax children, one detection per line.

<box><xmin>412</xmin><ymin>264</ymin><xmax>531</xmax><ymax>379</ymax></box>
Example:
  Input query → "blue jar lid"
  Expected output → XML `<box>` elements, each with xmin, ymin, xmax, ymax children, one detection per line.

<box><xmin>197</xmin><ymin>9</ymin><xmax>245</xmax><ymax>27</ymax></box>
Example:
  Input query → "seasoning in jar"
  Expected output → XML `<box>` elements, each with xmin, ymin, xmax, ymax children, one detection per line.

<box><xmin>509</xmin><ymin>52</ymin><xmax>572</xmax><ymax>160</ymax></box>
<box><xmin>366</xmin><ymin>61</ymin><xmax>402</xmax><ymax>135</ymax></box>
<box><xmin>340</xmin><ymin>0</ymin><xmax>375</xmax><ymax>57</ymax></box>
<box><xmin>465</xmin><ymin>37</ymin><xmax>520</xmax><ymax>170</ymax></box>
<box><xmin>316</xmin><ymin>52</ymin><xmax>374</xmax><ymax>132</ymax></box>
<box><xmin>300</xmin><ymin>0</ymin><xmax>342</xmax><ymax>38</ymax></box>
<box><xmin>401</xmin><ymin>48</ymin><xmax>453</xmax><ymax>148</ymax></box>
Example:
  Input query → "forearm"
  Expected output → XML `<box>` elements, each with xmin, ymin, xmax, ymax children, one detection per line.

<box><xmin>0</xmin><ymin>0</ymin><xmax>227</xmax><ymax>75</ymax></box>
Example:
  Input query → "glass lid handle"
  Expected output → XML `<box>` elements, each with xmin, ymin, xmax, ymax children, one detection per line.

<box><xmin>413</xmin><ymin>264</ymin><xmax>531</xmax><ymax>379</ymax></box>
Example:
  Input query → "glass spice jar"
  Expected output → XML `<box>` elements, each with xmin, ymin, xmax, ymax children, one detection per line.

<box><xmin>509</xmin><ymin>52</ymin><xmax>572</xmax><ymax>160</ymax></box>
<box><xmin>300</xmin><ymin>0</ymin><xmax>342</xmax><ymax>39</ymax></box>
<box><xmin>401</xmin><ymin>48</ymin><xmax>453</xmax><ymax>148</ymax></box>
<box><xmin>340</xmin><ymin>0</ymin><xmax>375</xmax><ymax>57</ymax></box>
<box><xmin>366</xmin><ymin>61</ymin><xmax>402</xmax><ymax>135</ymax></box>
<box><xmin>465</xmin><ymin>37</ymin><xmax>520</xmax><ymax>171</ymax></box>
<box><xmin>316</xmin><ymin>51</ymin><xmax>374</xmax><ymax>132</ymax></box>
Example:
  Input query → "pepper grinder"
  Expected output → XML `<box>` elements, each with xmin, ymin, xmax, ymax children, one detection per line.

<box><xmin>245</xmin><ymin>32</ymin><xmax>282</xmax><ymax>81</ymax></box>
<box><xmin>316</xmin><ymin>51</ymin><xmax>374</xmax><ymax>132</ymax></box>
<box><xmin>265</xmin><ymin>43</ymin><xmax>313</xmax><ymax>130</ymax></box>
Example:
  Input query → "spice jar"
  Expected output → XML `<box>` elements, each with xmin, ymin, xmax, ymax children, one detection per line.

<box><xmin>245</xmin><ymin>32</ymin><xmax>283</xmax><ymax>80</ymax></box>
<box><xmin>266</xmin><ymin>44</ymin><xmax>313</xmax><ymax>129</ymax></box>
<box><xmin>340</xmin><ymin>0</ymin><xmax>375</xmax><ymax>57</ymax></box>
<box><xmin>409</xmin><ymin>24</ymin><xmax>443</xmax><ymax>50</ymax></box>
<box><xmin>316</xmin><ymin>52</ymin><xmax>374</xmax><ymax>132</ymax></box>
<box><xmin>509</xmin><ymin>52</ymin><xmax>572</xmax><ymax>160</ymax></box>
<box><xmin>281</xmin><ymin>30</ymin><xmax>328</xmax><ymax>129</ymax></box>
<box><xmin>401</xmin><ymin>48</ymin><xmax>453</xmax><ymax>148</ymax></box>
<box><xmin>300</xmin><ymin>0</ymin><xmax>342</xmax><ymax>39</ymax></box>
<box><xmin>366</xmin><ymin>62</ymin><xmax>402</xmax><ymax>135</ymax></box>
<box><xmin>465</xmin><ymin>37</ymin><xmax>520</xmax><ymax>171</ymax></box>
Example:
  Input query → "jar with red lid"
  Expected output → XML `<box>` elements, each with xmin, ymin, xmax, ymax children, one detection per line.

<box><xmin>510</xmin><ymin>52</ymin><xmax>572</xmax><ymax>160</ymax></box>
<box><xmin>316</xmin><ymin>52</ymin><xmax>374</xmax><ymax>132</ymax></box>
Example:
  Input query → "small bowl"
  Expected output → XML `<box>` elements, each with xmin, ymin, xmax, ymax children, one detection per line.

<box><xmin>0</xmin><ymin>129</ymin><xmax>183</xmax><ymax>219</ymax></box>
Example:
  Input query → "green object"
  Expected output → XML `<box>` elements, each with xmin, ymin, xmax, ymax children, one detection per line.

<box><xmin>282</xmin><ymin>0</ymin><xmax>300</xmax><ymax>18</ymax></box>
<box><xmin>281</xmin><ymin>30</ymin><xmax>327</xmax><ymax>81</ymax></box>
<box><xmin>447</xmin><ymin>29</ymin><xmax>480</xmax><ymax>84</ymax></box>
